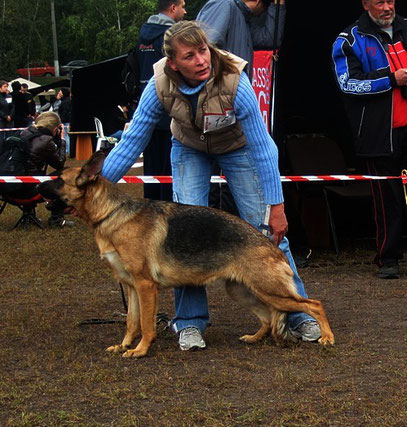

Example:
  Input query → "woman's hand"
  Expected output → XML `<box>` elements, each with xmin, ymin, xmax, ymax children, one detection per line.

<box><xmin>268</xmin><ymin>203</ymin><xmax>288</xmax><ymax>246</ymax></box>
<box><xmin>394</xmin><ymin>68</ymin><xmax>407</xmax><ymax>86</ymax></box>
<box><xmin>60</xmin><ymin>125</ymin><xmax>65</xmax><ymax>139</ymax></box>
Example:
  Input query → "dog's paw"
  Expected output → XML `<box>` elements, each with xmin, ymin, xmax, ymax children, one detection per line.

<box><xmin>122</xmin><ymin>349</ymin><xmax>147</xmax><ymax>358</ymax></box>
<box><xmin>318</xmin><ymin>335</ymin><xmax>335</xmax><ymax>346</ymax></box>
<box><xmin>239</xmin><ymin>334</ymin><xmax>259</xmax><ymax>344</ymax></box>
<box><xmin>106</xmin><ymin>344</ymin><xmax>126</xmax><ymax>353</ymax></box>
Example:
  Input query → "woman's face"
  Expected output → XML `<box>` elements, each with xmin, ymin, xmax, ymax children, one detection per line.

<box><xmin>167</xmin><ymin>41</ymin><xmax>211</xmax><ymax>87</ymax></box>
<box><xmin>0</xmin><ymin>83</ymin><xmax>8</xmax><ymax>93</ymax></box>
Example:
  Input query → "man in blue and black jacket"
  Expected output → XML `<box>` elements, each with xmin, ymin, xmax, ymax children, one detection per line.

<box><xmin>332</xmin><ymin>0</ymin><xmax>407</xmax><ymax>279</ymax></box>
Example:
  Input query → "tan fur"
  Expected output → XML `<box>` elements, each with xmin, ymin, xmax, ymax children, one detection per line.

<box><xmin>40</xmin><ymin>153</ymin><xmax>334</xmax><ymax>358</ymax></box>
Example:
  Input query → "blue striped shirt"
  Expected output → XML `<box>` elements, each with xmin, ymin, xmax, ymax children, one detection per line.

<box><xmin>102</xmin><ymin>71</ymin><xmax>283</xmax><ymax>205</ymax></box>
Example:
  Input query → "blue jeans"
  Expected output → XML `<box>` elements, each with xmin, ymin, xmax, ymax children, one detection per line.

<box><xmin>170</xmin><ymin>141</ymin><xmax>315</xmax><ymax>333</ymax></box>
<box><xmin>63</xmin><ymin>123</ymin><xmax>70</xmax><ymax>155</ymax></box>
<box><xmin>109</xmin><ymin>130</ymin><xmax>123</xmax><ymax>141</ymax></box>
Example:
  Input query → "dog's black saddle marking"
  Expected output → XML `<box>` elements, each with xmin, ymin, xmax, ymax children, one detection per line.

<box><xmin>163</xmin><ymin>208</ymin><xmax>246</xmax><ymax>268</ymax></box>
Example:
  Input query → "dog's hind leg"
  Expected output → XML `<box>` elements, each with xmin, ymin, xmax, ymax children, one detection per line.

<box><xmin>122</xmin><ymin>278</ymin><xmax>159</xmax><ymax>358</ymax></box>
<box><xmin>241</xmin><ymin>258</ymin><xmax>334</xmax><ymax>345</ymax></box>
<box><xmin>259</xmin><ymin>294</ymin><xmax>334</xmax><ymax>346</ymax></box>
<box><xmin>225</xmin><ymin>281</ymin><xmax>271</xmax><ymax>343</ymax></box>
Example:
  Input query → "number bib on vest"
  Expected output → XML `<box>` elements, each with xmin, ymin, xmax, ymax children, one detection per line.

<box><xmin>203</xmin><ymin>109</ymin><xmax>236</xmax><ymax>133</ymax></box>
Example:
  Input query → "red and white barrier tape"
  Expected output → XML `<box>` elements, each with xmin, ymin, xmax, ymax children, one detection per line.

<box><xmin>1</xmin><ymin>174</ymin><xmax>406</xmax><ymax>184</ymax></box>
<box><xmin>0</xmin><ymin>127</ymin><xmax>27</xmax><ymax>132</ymax></box>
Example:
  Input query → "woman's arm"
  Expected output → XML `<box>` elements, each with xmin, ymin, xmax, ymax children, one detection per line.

<box><xmin>234</xmin><ymin>71</ymin><xmax>283</xmax><ymax>206</ymax></box>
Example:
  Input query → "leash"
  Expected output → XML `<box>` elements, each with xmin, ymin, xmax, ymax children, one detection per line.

<box><xmin>78</xmin><ymin>281</ymin><xmax>171</xmax><ymax>330</ymax></box>
<box><xmin>119</xmin><ymin>282</ymin><xmax>127</xmax><ymax>312</ymax></box>
<box><xmin>77</xmin><ymin>282</ymin><xmax>128</xmax><ymax>326</ymax></box>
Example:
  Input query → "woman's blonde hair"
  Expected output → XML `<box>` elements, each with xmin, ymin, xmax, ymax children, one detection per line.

<box><xmin>35</xmin><ymin>111</ymin><xmax>61</xmax><ymax>133</ymax></box>
<box><xmin>163</xmin><ymin>20</ymin><xmax>239</xmax><ymax>84</ymax></box>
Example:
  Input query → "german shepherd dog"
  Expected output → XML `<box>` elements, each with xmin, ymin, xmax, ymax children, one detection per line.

<box><xmin>38</xmin><ymin>152</ymin><xmax>334</xmax><ymax>358</ymax></box>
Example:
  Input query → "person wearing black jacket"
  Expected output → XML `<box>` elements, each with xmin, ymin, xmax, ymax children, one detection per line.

<box><xmin>12</xmin><ymin>112</ymin><xmax>71</xmax><ymax>227</ymax></box>
<box><xmin>11</xmin><ymin>81</ymin><xmax>30</xmax><ymax>127</ymax></box>
<box><xmin>0</xmin><ymin>80</ymin><xmax>14</xmax><ymax>144</ymax></box>
<box><xmin>57</xmin><ymin>88</ymin><xmax>71</xmax><ymax>156</ymax></box>
<box><xmin>133</xmin><ymin>0</ymin><xmax>186</xmax><ymax>201</ymax></box>
<box><xmin>332</xmin><ymin>0</ymin><xmax>407</xmax><ymax>279</ymax></box>
<box><xmin>20</xmin><ymin>83</ymin><xmax>36</xmax><ymax>125</ymax></box>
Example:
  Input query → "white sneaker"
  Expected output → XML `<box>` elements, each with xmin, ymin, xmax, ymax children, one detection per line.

<box><xmin>290</xmin><ymin>321</ymin><xmax>321</xmax><ymax>342</ymax></box>
<box><xmin>178</xmin><ymin>327</ymin><xmax>206</xmax><ymax>351</ymax></box>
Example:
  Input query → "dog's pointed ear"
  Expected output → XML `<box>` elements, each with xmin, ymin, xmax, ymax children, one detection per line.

<box><xmin>76</xmin><ymin>151</ymin><xmax>105</xmax><ymax>187</ymax></box>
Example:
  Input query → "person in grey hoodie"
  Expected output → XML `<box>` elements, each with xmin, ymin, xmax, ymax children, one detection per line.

<box><xmin>197</xmin><ymin>0</ymin><xmax>286</xmax><ymax>79</ymax></box>
<box><xmin>134</xmin><ymin>0</ymin><xmax>186</xmax><ymax>202</ymax></box>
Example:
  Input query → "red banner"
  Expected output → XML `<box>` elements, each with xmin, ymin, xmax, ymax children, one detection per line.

<box><xmin>252</xmin><ymin>51</ymin><xmax>274</xmax><ymax>134</ymax></box>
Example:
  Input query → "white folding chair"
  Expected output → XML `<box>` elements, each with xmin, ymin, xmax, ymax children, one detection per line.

<box><xmin>94</xmin><ymin>116</ymin><xmax>143</xmax><ymax>163</ymax></box>
<box><xmin>94</xmin><ymin>117</ymin><xmax>108</xmax><ymax>151</ymax></box>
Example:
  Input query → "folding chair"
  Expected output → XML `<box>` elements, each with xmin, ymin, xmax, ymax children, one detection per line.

<box><xmin>0</xmin><ymin>135</ymin><xmax>48</xmax><ymax>230</ymax></box>
<box><xmin>0</xmin><ymin>193</ymin><xmax>45</xmax><ymax>230</ymax></box>
<box><xmin>94</xmin><ymin>117</ymin><xmax>108</xmax><ymax>151</ymax></box>
<box><xmin>94</xmin><ymin>116</ymin><xmax>119</xmax><ymax>154</ymax></box>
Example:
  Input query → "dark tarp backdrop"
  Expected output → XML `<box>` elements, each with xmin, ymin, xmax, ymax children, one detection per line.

<box><xmin>70</xmin><ymin>55</ymin><xmax>128</xmax><ymax>139</ymax></box>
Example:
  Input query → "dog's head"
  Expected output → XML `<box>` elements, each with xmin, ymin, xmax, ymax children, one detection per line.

<box><xmin>37</xmin><ymin>151</ymin><xmax>105</xmax><ymax>214</ymax></box>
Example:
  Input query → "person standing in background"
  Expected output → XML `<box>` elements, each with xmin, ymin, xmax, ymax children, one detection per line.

<box><xmin>20</xmin><ymin>83</ymin><xmax>36</xmax><ymax>125</ymax></box>
<box><xmin>332</xmin><ymin>0</ymin><xmax>407</xmax><ymax>279</ymax></box>
<box><xmin>197</xmin><ymin>0</ymin><xmax>286</xmax><ymax>79</ymax></box>
<box><xmin>0</xmin><ymin>80</ymin><xmax>14</xmax><ymax>145</ymax></box>
<box><xmin>57</xmin><ymin>88</ymin><xmax>72</xmax><ymax>155</ymax></box>
<box><xmin>11</xmin><ymin>81</ymin><xmax>29</xmax><ymax>127</ymax></box>
<box><xmin>133</xmin><ymin>0</ymin><xmax>186</xmax><ymax>201</ymax></box>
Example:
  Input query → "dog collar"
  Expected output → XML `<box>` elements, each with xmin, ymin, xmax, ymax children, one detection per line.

<box><xmin>92</xmin><ymin>202</ymin><xmax>126</xmax><ymax>229</ymax></box>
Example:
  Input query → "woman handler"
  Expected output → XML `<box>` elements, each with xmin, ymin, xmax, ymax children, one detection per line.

<box><xmin>102</xmin><ymin>20</ymin><xmax>320</xmax><ymax>350</ymax></box>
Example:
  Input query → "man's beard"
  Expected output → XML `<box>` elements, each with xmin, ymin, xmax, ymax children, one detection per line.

<box><xmin>368</xmin><ymin>10</ymin><xmax>395</xmax><ymax>28</ymax></box>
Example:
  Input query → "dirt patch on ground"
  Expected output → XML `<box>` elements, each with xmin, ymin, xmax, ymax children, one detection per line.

<box><xmin>1</xmin><ymin>168</ymin><xmax>406</xmax><ymax>426</ymax></box>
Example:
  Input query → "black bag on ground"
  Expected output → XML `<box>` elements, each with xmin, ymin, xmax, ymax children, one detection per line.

<box><xmin>0</xmin><ymin>131</ymin><xmax>39</xmax><ymax>196</ymax></box>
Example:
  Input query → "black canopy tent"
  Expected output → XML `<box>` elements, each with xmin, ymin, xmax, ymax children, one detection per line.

<box><xmin>70</xmin><ymin>55</ymin><xmax>128</xmax><ymax>139</ymax></box>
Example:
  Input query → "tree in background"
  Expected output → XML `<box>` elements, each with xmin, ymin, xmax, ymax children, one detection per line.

<box><xmin>56</xmin><ymin>0</ymin><xmax>156</xmax><ymax>64</ymax></box>
<box><xmin>0</xmin><ymin>0</ymin><xmax>54</xmax><ymax>79</ymax></box>
<box><xmin>0</xmin><ymin>0</ymin><xmax>206</xmax><ymax>80</ymax></box>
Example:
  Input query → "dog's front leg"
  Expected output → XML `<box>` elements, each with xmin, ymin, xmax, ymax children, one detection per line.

<box><xmin>122</xmin><ymin>278</ymin><xmax>158</xmax><ymax>358</ymax></box>
<box><xmin>106</xmin><ymin>285</ymin><xmax>140</xmax><ymax>354</ymax></box>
